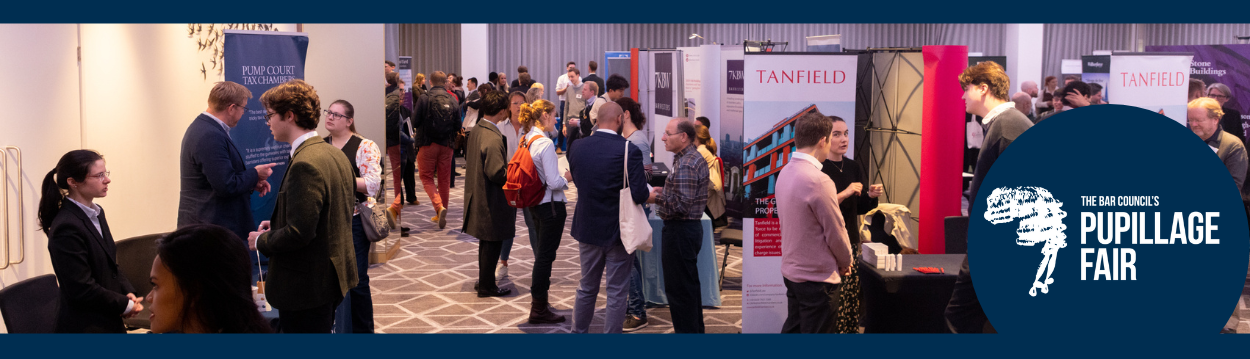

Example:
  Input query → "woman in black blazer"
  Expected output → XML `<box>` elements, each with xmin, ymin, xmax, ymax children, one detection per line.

<box><xmin>39</xmin><ymin>150</ymin><xmax>142</xmax><ymax>333</ymax></box>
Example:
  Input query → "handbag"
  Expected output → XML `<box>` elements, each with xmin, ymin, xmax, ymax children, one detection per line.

<box><xmin>619</xmin><ymin>141</ymin><xmax>653</xmax><ymax>253</ymax></box>
<box><xmin>358</xmin><ymin>182</ymin><xmax>392</xmax><ymax>242</ymax></box>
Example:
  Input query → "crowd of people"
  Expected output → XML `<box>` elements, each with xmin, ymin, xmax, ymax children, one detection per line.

<box><xmin>39</xmin><ymin>56</ymin><xmax>1241</xmax><ymax>335</ymax></box>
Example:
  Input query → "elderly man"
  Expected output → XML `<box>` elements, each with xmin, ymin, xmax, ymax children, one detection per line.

<box><xmin>775</xmin><ymin>111</ymin><xmax>852</xmax><ymax>333</ymax></box>
<box><xmin>1189</xmin><ymin>97</ymin><xmax>1248</xmax><ymax>197</ymax></box>
<box><xmin>1013</xmin><ymin>80</ymin><xmax>1039</xmax><ymax>117</ymax></box>
<box><xmin>653</xmin><ymin>117</ymin><xmax>711</xmax><ymax>333</ymax></box>
<box><xmin>568</xmin><ymin>101</ymin><xmax>654</xmax><ymax>333</ymax></box>
<box><xmin>1208</xmin><ymin>83</ymin><xmax>1245</xmax><ymax>144</ymax></box>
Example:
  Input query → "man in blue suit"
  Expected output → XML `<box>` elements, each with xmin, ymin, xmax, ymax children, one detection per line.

<box><xmin>179</xmin><ymin>81</ymin><xmax>276</xmax><ymax>243</ymax></box>
<box><xmin>568</xmin><ymin>101</ymin><xmax>655</xmax><ymax>333</ymax></box>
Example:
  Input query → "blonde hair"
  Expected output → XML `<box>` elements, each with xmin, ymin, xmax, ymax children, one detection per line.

<box><xmin>1189</xmin><ymin>97</ymin><xmax>1224</xmax><ymax>120</ymax></box>
<box><xmin>518</xmin><ymin>99</ymin><xmax>556</xmax><ymax>133</ymax></box>
<box><xmin>530</xmin><ymin>82</ymin><xmax>544</xmax><ymax>90</ymax></box>
<box><xmin>208</xmin><ymin>81</ymin><xmax>252</xmax><ymax>112</ymax></box>
<box><xmin>695</xmin><ymin>124</ymin><xmax>717</xmax><ymax>156</ymax></box>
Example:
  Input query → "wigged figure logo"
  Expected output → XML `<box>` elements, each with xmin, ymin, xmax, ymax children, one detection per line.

<box><xmin>984</xmin><ymin>187</ymin><xmax>1068</xmax><ymax>296</ymax></box>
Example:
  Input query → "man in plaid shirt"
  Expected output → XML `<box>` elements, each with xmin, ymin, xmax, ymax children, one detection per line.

<box><xmin>653</xmin><ymin>117</ymin><xmax>710</xmax><ymax>333</ymax></box>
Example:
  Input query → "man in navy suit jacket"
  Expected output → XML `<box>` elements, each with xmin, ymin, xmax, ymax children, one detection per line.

<box><xmin>178</xmin><ymin>81</ymin><xmax>276</xmax><ymax>242</ymax></box>
<box><xmin>567</xmin><ymin>101</ymin><xmax>654</xmax><ymax>333</ymax></box>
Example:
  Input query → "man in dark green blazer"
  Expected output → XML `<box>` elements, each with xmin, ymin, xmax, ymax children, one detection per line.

<box><xmin>247</xmin><ymin>80</ymin><xmax>358</xmax><ymax>333</ymax></box>
<box><xmin>463</xmin><ymin>90</ymin><xmax>516</xmax><ymax>297</ymax></box>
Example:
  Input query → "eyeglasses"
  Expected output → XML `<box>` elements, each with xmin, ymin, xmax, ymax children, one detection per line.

<box><xmin>1209</xmin><ymin>94</ymin><xmax>1230</xmax><ymax>100</ymax></box>
<box><xmin>324</xmin><ymin>110</ymin><xmax>349</xmax><ymax>120</ymax></box>
<box><xmin>265</xmin><ymin>112</ymin><xmax>279</xmax><ymax>123</ymax></box>
<box><xmin>88</xmin><ymin>171</ymin><xmax>110</xmax><ymax>180</ymax></box>
<box><xmin>232</xmin><ymin>103</ymin><xmax>247</xmax><ymax>111</ymax></box>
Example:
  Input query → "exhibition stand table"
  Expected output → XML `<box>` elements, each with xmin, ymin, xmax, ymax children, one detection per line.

<box><xmin>858</xmin><ymin>254</ymin><xmax>963</xmax><ymax>333</ymax></box>
<box><xmin>637</xmin><ymin>211</ymin><xmax>722</xmax><ymax>307</ymax></box>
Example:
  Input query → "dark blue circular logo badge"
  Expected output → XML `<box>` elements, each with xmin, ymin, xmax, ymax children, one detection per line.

<box><xmin>969</xmin><ymin>104</ymin><xmax>1249</xmax><ymax>335</ymax></box>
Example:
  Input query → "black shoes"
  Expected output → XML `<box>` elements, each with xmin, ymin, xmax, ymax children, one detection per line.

<box><xmin>474</xmin><ymin>281</ymin><xmax>511</xmax><ymax>297</ymax></box>
<box><xmin>400</xmin><ymin>227</ymin><xmax>411</xmax><ymax>237</ymax></box>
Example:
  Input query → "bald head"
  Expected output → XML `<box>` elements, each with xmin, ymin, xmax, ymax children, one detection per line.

<box><xmin>1012</xmin><ymin>92</ymin><xmax>1032</xmax><ymax>114</ymax></box>
<box><xmin>597</xmin><ymin>101</ymin><xmax>624</xmax><ymax>132</ymax></box>
<box><xmin>1021</xmin><ymin>81</ymin><xmax>1039</xmax><ymax>97</ymax></box>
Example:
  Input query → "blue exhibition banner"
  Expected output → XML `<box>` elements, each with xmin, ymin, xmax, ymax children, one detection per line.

<box><xmin>223</xmin><ymin>30</ymin><xmax>309</xmax><ymax>226</ymax></box>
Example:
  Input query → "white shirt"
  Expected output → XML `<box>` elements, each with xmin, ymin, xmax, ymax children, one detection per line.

<box><xmin>497</xmin><ymin>118</ymin><xmax>522</xmax><ymax>160</ymax></box>
<box><xmin>524</xmin><ymin>127</ymin><xmax>568</xmax><ymax>204</ymax></box>
<box><xmin>981</xmin><ymin>102</ymin><xmax>1016</xmax><ymax>126</ymax></box>
<box><xmin>202</xmin><ymin>111</ymin><xmax>231</xmax><ymax>135</ymax></box>
<box><xmin>556</xmin><ymin>74</ymin><xmax>570</xmax><ymax>101</ymax></box>
<box><xmin>289</xmin><ymin>131</ymin><xmax>319</xmax><ymax>159</ymax></box>
<box><xmin>66</xmin><ymin>197</ymin><xmax>134</xmax><ymax>315</ymax></box>
<box><xmin>789</xmin><ymin>151</ymin><xmax>823</xmax><ymax>171</ymax></box>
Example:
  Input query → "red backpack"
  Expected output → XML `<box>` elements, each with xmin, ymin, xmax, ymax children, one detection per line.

<box><xmin>504</xmin><ymin>135</ymin><xmax>546</xmax><ymax>208</ymax></box>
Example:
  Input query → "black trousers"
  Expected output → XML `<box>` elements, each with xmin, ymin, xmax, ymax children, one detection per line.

<box><xmin>662</xmin><ymin>219</ymin><xmax>704</xmax><ymax>333</ymax></box>
<box><xmin>944</xmin><ymin>256</ymin><xmax>992</xmax><ymax>333</ymax></box>
<box><xmin>478</xmin><ymin>239</ymin><xmax>503</xmax><ymax>292</ymax></box>
<box><xmin>529</xmin><ymin>202</ymin><xmax>567</xmax><ymax>302</ymax></box>
<box><xmin>279</xmin><ymin>296</ymin><xmax>343</xmax><ymax>333</ymax></box>
<box><xmin>402</xmin><ymin>156</ymin><xmax>417</xmax><ymax>202</ymax></box>
<box><xmin>781</xmin><ymin>278</ymin><xmax>841</xmax><ymax>333</ymax></box>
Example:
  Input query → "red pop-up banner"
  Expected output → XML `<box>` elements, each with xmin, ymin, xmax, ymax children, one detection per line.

<box><xmin>919</xmin><ymin>45</ymin><xmax>968</xmax><ymax>254</ymax></box>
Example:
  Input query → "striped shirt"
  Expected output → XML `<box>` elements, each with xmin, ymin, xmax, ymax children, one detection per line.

<box><xmin>657</xmin><ymin>144</ymin><xmax>709</xmax><ymax>220</ymax></box>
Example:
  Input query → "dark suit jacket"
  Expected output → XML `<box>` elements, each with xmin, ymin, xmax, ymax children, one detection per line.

<box><xmin>568</xmin><ymin>131</ymin><xmax>649</xmax><ymax>247</ymax></box>
<box><xmin>47</xmin><ymin>199</ymin><xmax>135</xmax><ymax>333</ymax></box>
<box><xmin>178</xmin><ymin>114</ymin><xmax>259</xmax><ymax>241</ymax></box>
<box><xmin>256</xmin><ymin>136</ymin><xmax>358</xmax><ymax>311</ymax></box>
<box><xmin>462</xmin><ymin>119</ymin><xmax>516</xmax><ymax>242</ymax></box>
<box><xmin>583</xmin><ymin>74</ymin><xmax>605</xmax><ymax>96</ymax></box>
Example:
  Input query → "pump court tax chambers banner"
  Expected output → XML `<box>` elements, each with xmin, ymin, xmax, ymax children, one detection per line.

<box><xmin>741</xmin><ymin>52</ymin><xmax>857</xmax><ymax>333</ymax></box>
<box><xmin>223</xmin><ymin>30</ymin><xmax>309</xmax><ymax>225</ymax></box>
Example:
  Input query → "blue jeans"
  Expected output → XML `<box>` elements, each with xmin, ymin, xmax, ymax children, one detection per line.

<box><xmin>334</xmin><ymin>215</ymin><xmax>374</xmax><ymax>333</ymax></box>
<box><xmin>626</xmin><ymin>206</ymin><xmax>651</xmax><ymax>318</ymax></box>
<box><xmin>627</xmin><ymin>254</ymin><xmax>646</xmax><ymax>318</ymax></box>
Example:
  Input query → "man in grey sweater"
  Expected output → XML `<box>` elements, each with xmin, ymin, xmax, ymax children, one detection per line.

<box><xmin>946</xmin><ymin>61</ymin><xmax>1033</xmax><ymax>334</ymax></box>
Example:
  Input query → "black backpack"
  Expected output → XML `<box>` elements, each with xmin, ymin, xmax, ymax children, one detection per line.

<box><xmin>424</xmin><ymin>90</ymin><xmax>460</xmax><ymax>141</ymax></box>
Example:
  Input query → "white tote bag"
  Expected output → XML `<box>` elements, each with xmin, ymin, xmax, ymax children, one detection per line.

<box><xmin>619</xmin><ymin>141</ymin><xmax>653</xmax><ymax>253</ymax></box>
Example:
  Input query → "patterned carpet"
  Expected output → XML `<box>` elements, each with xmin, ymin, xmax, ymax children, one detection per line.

<box><xmin>367</xmin><ymin>156</ymin><xmax>743</xmax><ymax>333</ymax></box>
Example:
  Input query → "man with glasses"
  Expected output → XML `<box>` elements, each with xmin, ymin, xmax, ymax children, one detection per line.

<box><xmin>179</xmin><ymin>81</ymin><xmax>277</xmax><ymax>248</ymax></box>
<box><xmin>1208</xmin><ymin>83</ymin><xmax>1244</xmax><ymax>144</ymax></box>
<box><xmin>654</xmin><ymin>117</ymin><xmax>710</xmax><ymax>333</ymax></box>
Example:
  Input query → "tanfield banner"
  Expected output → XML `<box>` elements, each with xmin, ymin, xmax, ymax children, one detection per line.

<box><xmin>223</xmin><ymin>30</ymin><xmax>310</xmax><ymax>226</ymax></box>
<box><xmin>741</xmin><ymin>53</ymin><xmax>858</xmax><ymax>333</ymax></box>
<box><xmin>1108</xmin><ymin>53</ymin><xmax>1193</xmax><ymax>126</ymax></box>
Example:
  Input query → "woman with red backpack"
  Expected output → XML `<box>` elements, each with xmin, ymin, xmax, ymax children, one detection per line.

<box><xmin>514</xmin><ymin>99</ymin><xmax>573</xmax><ymax>324</ymax></box>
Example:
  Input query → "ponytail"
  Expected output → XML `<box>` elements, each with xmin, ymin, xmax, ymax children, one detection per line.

<box><xmin>518</xmin><ymin>99</ymin><xmax>555</xmax><ymax>133</ymax></box>
<box><xmin>38</xmin><ymin>169</ymin><xmax>63</xmax><ymax>235</ymax></box>
<box><xmin>38</xmin><ymin>150</ymin><xmax>104</xmax><ymax>234</ymax></box>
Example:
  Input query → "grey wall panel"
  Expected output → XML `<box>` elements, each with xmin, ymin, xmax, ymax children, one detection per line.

<box><xmin>1142</xmin><ymin>24</ymin><xmax>1250</xmax><ymax>46</ymax></box>
<box><xmin>932</xmin><ymin>23</ymin><xmax>1004</xmax><ymax>55</ymax></box>
<box><xmin>398</xmin><ymin>23</ymin><xmax>460</xmax><ymax>83</ymax></box>
<box><xmin>1041</xmin><ymin>24</ymin><xmax>1134</xmax><ymax>81</ymax></box>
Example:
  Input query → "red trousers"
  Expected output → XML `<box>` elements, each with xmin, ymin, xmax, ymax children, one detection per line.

<box><xmin>417</xmin><ymin>143</ymin><xmax>453</xmax><ymax>211</ymax></box>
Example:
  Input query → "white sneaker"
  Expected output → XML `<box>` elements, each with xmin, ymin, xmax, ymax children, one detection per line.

<box><xmin>495</xmin><ymin>265</ymin><xmax>509</xmax><ymax>280</ymax></box>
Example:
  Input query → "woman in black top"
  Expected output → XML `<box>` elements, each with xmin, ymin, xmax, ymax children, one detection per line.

<box><xmin>40</xmin><ymin>150</ymin><xmax>141</xmax><ymax>333</ymax></box>
<box><xmin>819</xmin><ymin>116</ymin><xmax>883</xmax><ymax>334</ymax></box>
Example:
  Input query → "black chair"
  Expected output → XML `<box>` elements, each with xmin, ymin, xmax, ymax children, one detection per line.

<box><xmin>116</xmin><ymin>232</ymin><xmax>167</xmax><ymax>330</ymax></box>
<box><xmin>718</xmin><ymin>229</ymin><xmax>743</xmax><ymax>290</ymax></box>
<box><xmin>0</xmin><ymin>274</ymin><xmax>60</xmax><ymax>333</ymax></box>
<box><xmin>944</xmin><ymin>216</ymin><xmax>969</xmax><ymax>254</ymax></box>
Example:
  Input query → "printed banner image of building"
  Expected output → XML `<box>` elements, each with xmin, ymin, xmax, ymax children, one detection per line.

<box><xmin>744</xmin><ymin>104</ymin><xmax>820</xmax><ymax>218</ymax></box>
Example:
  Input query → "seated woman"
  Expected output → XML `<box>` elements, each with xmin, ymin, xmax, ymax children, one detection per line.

<box><xmin>147</xmin><ymin>224</ymin><xmax>272</xmax><ymax>333</ymax></box>
<box><xmin>41</xmin><ymin>150</ymin><xmax>140</xmax><ymax>333</ymax></box>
